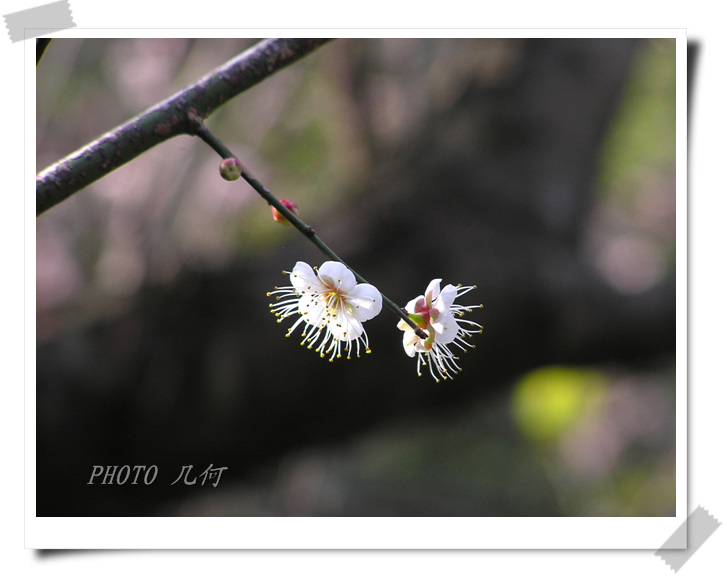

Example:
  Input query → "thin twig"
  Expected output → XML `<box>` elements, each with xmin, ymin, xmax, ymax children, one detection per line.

<box><xmin>193</xmin><ymin>122</ymin><xmax>428</xmax><ymax>341</ymax></box>
<box><xmin>36</xmin><ymin>38</ymin><xmax>332</xmax><ymax>216</ymax></box>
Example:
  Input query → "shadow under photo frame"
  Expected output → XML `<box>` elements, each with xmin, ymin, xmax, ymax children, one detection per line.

<box><xmin>30</xmin><ymin>30</ymin><xmax>686</xmax><ymax>550</ymax></box>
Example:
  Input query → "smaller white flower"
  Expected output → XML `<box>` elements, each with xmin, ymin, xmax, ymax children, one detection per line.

<box><xmin>268</xmin><ymin>261</ymin><xmax>383</xmax><ymax>361</ymax></box>
<box><xmin>397</xmin><ymin>279</ymin><xmax>483</xmax><ymax>382</ymax></box>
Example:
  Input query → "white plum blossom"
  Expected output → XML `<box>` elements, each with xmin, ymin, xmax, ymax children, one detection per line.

<box><xmin>397</xmin><ymin>278</ymin><xmax>482</xmax><ymax>382</ymax></box>
<box><xmin>268</xmin><ymin>261</ymin><xmax>383</xmax><ymax>360</ymax></box>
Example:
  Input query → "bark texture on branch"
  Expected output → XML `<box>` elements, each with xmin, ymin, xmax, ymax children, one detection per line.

<box><xmin>36</xmin><ymin>38</ymin><xmax>332</xmax><ymax>216</ymax></box>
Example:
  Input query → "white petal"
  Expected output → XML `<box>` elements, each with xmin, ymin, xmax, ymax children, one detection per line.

<box><xmin>347</xmin><ymin>283</ymin><xmax>382</xmax><ymax>321</ymax></box>
<box><xmin>424</xmin><ymin>278</ymin><xmax>442</xmax><ymax>304</ymax></box>
<box><xmin>432</xmin><ymin>312</ymin><xmax>460</xmax><ymax>345</ymax></box>
<box><xmin>433</xmin><ymin>283</ymin><xmax>458</xmax><ymax>313</ymax></box>
<box><xmin>401</xmin><ymin>330</ymin><xmax>419</xmax><ymax>357</ymax></box>
<box><xmin>298</xmin><ymin>292</ymin><xmax>326</xmax><ymax>326</ymax></box>
<box><xmin>321</xmin><ymin>299</ymin><xmax>363</xmax><ymax>341</ymax></box>
<box><xmin>331</xmin><ymin>312</ymin><xmax>364</xmax><ymax>341</ymax></box>
<box><xmin>317</xmin><ymin>261</ymin><xmax>357</xmax><ymax>293</ymax></box>
<box><xmin>403</xmin><ymin>296</ymin><xmax>422</xmax><ymax>313</ymax></box>
<box><xmin>290</xmin><ymin>261</ymin><xmax>321</xmax><ymax>293</ymax></box>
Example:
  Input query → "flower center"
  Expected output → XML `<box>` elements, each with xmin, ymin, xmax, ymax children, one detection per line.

<box><xmin>410</xmin><ymin>297</ymin><xmax>438</xmax><ymax>329</ymax></box>
<box><xmin>405</xmin><ymin>299</ymin><xmax>439</xmax><ymax>351</ymax></box>
<box><xmin>323</xmin><ymin>288</ymin><xmax>344</xmax><ymax>312</ymax></box>
<box><xmin>318</xmin><ymin>275</ymin><xmax>348</xmax><ymax>315</ymax></box>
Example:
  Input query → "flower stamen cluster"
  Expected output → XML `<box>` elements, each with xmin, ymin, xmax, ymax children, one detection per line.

<box><xmin>268</xmin><ymin>261</ymin><xmax>382</xmax><ymax>361</ymax></box>
<box><xmin>397</xmin><ymin>279</ymin><xmax>483</xmax><ymax>382</ymax></box>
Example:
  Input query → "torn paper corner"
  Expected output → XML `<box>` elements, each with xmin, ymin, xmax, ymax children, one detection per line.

<box><xmin>655</xmin><ymin>506</ymin><xmax>722</xmax><ymax>573</ymax></box>
<box><xmin>4</xmin><ymin>0</ymin><xmax>75</xmax><ymax>43</ymax></box>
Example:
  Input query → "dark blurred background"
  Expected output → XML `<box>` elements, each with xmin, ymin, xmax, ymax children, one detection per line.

<box><xmin>36</xmin><ymin>38</ymin><xmax>677</xmax><ymax>517</ymax></box>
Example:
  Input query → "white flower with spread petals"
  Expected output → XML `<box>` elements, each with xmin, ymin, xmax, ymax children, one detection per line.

<box><xmin>397</xmin><ymin>278</ymin><xmax>483</xmax><ymax>382</ymax></box>
<box><xmin>268</xmin><ymin>261</ymin><xmax>383</xmax><ymax>360</ymax></box>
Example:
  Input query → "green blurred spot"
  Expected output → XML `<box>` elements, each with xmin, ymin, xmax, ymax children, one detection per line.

<box><xmin>262</xmin><ymin>118</ymin><xmax>329</xmax><ymax>175</ymax></box>
<box><xmin>511</xmin><ymin>366</ymin><xmax>605</xmax><ymax>444</ymax></box>
<box><xmin>597</xmin><ymin>39</ymin><xmax>676</xmax><ymax>204</ymax></box>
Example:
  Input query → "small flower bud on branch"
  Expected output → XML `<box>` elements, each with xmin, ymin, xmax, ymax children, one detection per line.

<box><xmin>219</xmin><ymin>157</ymin><xmax>243</xmax><ymax>181</ymax></box>
<box><xmin>271</xmin><ymin>199</ymin><xmax>300</xmax><ymax>225</ymax></box>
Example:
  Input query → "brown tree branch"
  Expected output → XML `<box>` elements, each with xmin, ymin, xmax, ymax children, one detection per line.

<box><xmin>36</xmin><ymin>38</ymin><xmax>333</xmax><ymax>217</ymax></box>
